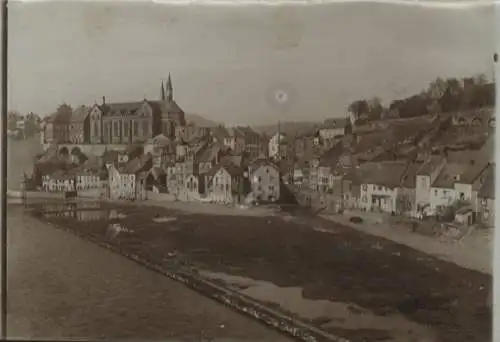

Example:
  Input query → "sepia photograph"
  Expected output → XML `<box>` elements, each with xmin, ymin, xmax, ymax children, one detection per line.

<box><xmin>4</xmin><ymin>1</ymin><xmax>496</xmax><ymax>341</ymax></box>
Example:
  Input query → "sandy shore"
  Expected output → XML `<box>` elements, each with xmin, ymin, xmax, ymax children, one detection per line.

<box><xmin>321</xmin><ymin>212</ymin><xmax>492</xmax><ymax>275</ymax></box>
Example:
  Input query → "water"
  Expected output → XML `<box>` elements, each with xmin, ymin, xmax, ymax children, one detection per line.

<box><xmin>200</xmin><ymin>271</ymin><xmax>436</xmax><ymax>342</ymax></box>
<box><xmin>8</xmin><ymin>205</ymin><xmax>289</xmax><ymax>340</ymax></box>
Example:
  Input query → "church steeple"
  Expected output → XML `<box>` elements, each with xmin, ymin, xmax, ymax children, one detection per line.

<box><xmin>165</xmin><ymin>73</ymin><xmax>173</xmax><ymax>102</ymax></box>
<box><xmin>160</xmin><ymin>81</ymin><xmax>165</xmax><ymax>101</ymax></box>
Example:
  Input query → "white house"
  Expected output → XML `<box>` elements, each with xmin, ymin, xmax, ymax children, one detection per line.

<box><xmin>453</xmin><ymin>161</ymin><xmax>491</xmax><ymax>211</ymax></box>
<box><xmin>268</xmin><ymin>132</ymin><xmax>287</xmax><ymax>159</ymax></box>
<box><xmin>318</xmin><ymin>118</ymin><xmax>349</xmax><ymax>141</ymax></box>
<box><xmin>415</xmin><ymin>156</ymin><xmax>446</xmax><ymax>212</ymax></box>
<box><xmin>429</xmin><ymin>163</ymin><xmax>469</xmax><ymax>212</ymax></box>
<box><xmin>477</xmin><ymin>164</ymin><xmax>495</xmax><ymax>227</ymax></box>
<box><xmin>106</xmin><ymin>156</ymin><xmax>149</xmax><ymax>201</ymax></box>
<box><xmin>357</xmin><ymin>162</ymin><xmax>408</xmax><ymax>214</ymax></box>
<box><xmin>249</xmin><ymin>161</ymin><xmax>280</xmax><ymax>202</ymax></box>
<box><xmin>206</xmin><ymin>163</ymin><xmax>243</xmax><ymax>204</ymax></box>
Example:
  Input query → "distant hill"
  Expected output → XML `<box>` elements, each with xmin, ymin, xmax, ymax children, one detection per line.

<box><xmin>252</xmin><ymin>121</ymin><xmax>321</xmax><ymax>137</ymax></box>
<box><xmin>185</xmin><ymin>113</ymin><xmax>219</xmax><ymax>127</ymax></box>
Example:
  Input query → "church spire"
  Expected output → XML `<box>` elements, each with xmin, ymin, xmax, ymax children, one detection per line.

<box><xmin>160</xmin><ymin>81</ymin><xmax>165</xmax><ymax>101</ymax></box>
<box><xmin>165</xmin><ymin>73</ymin><xmax>173</xmax><ymax>102</ymax></box>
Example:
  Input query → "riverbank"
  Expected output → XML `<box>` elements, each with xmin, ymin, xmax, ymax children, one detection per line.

<box><xmin>29</xmin><ymin>201</ymin><xmax>492</xmax><ymax>342</ymax></box>
<box><xmin>321</xmin><ymin>211</ymin><xmax>492</xmax><ymax>275</ymax></box>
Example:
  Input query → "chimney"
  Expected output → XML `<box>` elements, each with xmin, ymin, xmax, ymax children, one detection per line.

<box><xmin>102</xmin><ymin>96</ymin><xmax>106</xmax><ymax>105</ymax></box>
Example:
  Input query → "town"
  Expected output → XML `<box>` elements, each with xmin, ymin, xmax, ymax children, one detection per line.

<box><xmin>23</xmin><ymin>74</ymin><xmax>495</xmax><ymax>232</ymax></box>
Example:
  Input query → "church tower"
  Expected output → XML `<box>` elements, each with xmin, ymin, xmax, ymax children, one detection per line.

<box><xmin>160</xmin><ymin>81</ymin><xmax>165</xmax><ymax>101</ymax></box>
<box><xmin>165</xmin><ymin>73</ymin><xmax>173</xmax><ymax>102</ymax></box>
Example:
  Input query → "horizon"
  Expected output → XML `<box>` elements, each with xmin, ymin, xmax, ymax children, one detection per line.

<box><xmin>8</xmin><ymin>2</ymin><xmax>494</xmax><ymax>125</ymax></box>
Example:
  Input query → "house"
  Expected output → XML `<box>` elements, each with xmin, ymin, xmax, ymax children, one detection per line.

<box><xmin>224</xmin><ymin>127</ymin><xmax>246</xmax><ymax>154</ymax></box>
<box><xmin>294</xmin><ymin>134</ymin><xmax>319</xmax><ymax>160</ymax></box>
<box><xmin>175</xmin><ymin>122</ymin><xmax>210</xmax><ymax>143</ymax></box>
<box><xmin>144</xmin><ymin>134</ymin><xmax>175</xmax><ymax>168</ymax></box>
<box><xmin>68</xmin><ymin>105</ymin><xmax>91</xmax><ymax>144</ymax></box>
<box><xmin>206</xmin><ymin>163</ymin><xmax>244</xmax><ymax>204</ymax></box>
<box><xmin>146</xmin><ymin>167</ymin><xmax>167</xmax><ymax>193</ymax></box>
<box><xmin>357</xmin><ymin>161</ymin><xmax>409</xmax><ymax>214</ymax></box>
<box><xmin>429</xmin><ymin>162</ymin><xmax>470</xmax><ymax>213</ymax></box>
<box><xmin>454</xmin><ymin>160</ymin><xmax>491</xmax><ymax>210</ymax></box>
<box><xmin>73</xmin><ymin>167</ymin><xmax>101</xmax><ymax>190</ymax></box>
<box><xmin>317</xmin><ymin>143</ymin><xmax>343</xmax><ymax>192</ymax></box>
<box><xmin>42</xmin><ymin>170</ymin><xmax>76</xmax><ymax>193</ymax></box>
<box><xmin>249</xmin><ymin>160</ymin><xmax>280</xmax><ymax>202</ymax></box>
<box><xmin>41</xmin><ymin>113</ymin><xmax>58</xmax><ymax>144</ymax></box>
<box><xmin>395</xmin><ymin>162</ymin><xmax>422</xmax><ymax>216</ymax></box>
<box><xmin>237</xmin><ymin>126</ymin><xmax>262</xmax><ymax>160</ymax></box>
<box><xmin>268</xmin><ymin>132</ymin><xmax>291</xmax><ymax>160</ymax></box>
<box><xmin>106</xmin><ymin>154</ymin><xmax>151</xmax><ymax>200</ymax></box>
<box><xmin>318</xmin><ymin>118</ymin><xmax>349</xmax><ymax>141</ymax></box>
<box><xmin>415</xmin><ymin>156</ymin><xmax>447</xmax><ymax>212</ymax></box>
<box><xmin>477</xmin><ymin>163</ymin><xmax>495</xmax><ymax>227</ymax></box>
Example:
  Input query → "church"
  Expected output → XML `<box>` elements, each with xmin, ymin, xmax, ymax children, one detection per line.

<box><xmin>89</xmin><ymin>74</ymin><xmax>186</xmax><ymax>145</ymax></box>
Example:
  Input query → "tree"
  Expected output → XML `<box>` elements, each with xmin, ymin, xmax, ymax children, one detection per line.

<box><xmin>367</xmin><ymin>96</ymin><xmax>384</xmax><ymax>121</ymax></box>
<box><xmin>348</xmin><ymin>100</ymin><xmax>369</xmax><ymax>121</ymax></box>
<box><xmin>427</xmin><ymin>77</ymin><xmax>447</xmax><ymax>100</ymax></box>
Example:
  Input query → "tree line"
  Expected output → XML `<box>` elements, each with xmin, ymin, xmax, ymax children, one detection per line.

<box><xmin>7</xmin><ymin>111</ymin><xmax>42</xmax><ymax>139</ymax></box>
<box><xmin>348</xmin><ymin>75</ymin><xmax>495</xmax><ymax>123</ymax></box>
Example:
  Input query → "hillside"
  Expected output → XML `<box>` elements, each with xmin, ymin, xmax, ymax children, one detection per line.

<box><xmin>252</xmin><ymin>121</ymin><xmax>321</xmax><ymax>137</ymax></box>
<box><xmin>7</xmin><ymin>134</ymin><xmax>42</xmax><ymax>190</ymax></box>
<box><xmin>185</xmin><ymin>113</ymin><xmax>219</xmax><ymax>127</ymax></box>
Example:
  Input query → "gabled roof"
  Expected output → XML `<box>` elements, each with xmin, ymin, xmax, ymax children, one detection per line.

<box><xmin>431</xmin><ymin>163</ymin><xmax>469</xmax><ymax>189</ymax></box>
<box><xmin>355</xmin><ymin>161</ymin><xmax>409</xmax><ymax>188</ymax></box>
<box><xmin>478</xmin><ymin>164</ymin><xmax>495</xmax><ymax>199</ymax></box>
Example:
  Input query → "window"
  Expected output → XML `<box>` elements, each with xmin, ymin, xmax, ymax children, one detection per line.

<box><xmin>362</xmin><ymin>184</ymin><xmax>367</xmax><ymax>191</ymax></box>
<box><xmin>133</xmin><ymin>122</ymin><xmax>139</xmax><ymax>136</ymax></box>
<box><xmin>123</xmin><ymin>122</ymin><xmax>129</xmax><ymax>137</ymax></box>
<box><xmin>142</xmin><ymin>121</ymin><xmax>149</xmax><ymax>136</ymax></box>
<box><xmin>113</xmin><ymin>121</ymin><xmax>119</xmax><ymax>136</ymax></box>
<box><xmin>434</xmin><ymin>190</ymin><xmax>438</xmax><ymax>196</ymax></box>
<box><xmin>93</xmin><ymin>121</ymin><xmax>98</xmax><ymax>135</ymax></box>
<box><xmin>378</xmin><ymin>186</ymin><xmax>382</xmax><ymax>191</ymax></box>
<box><xmin>269</xmin><ymin>185</ymin><xmax>275</xmax><ymax>191</ymax></box>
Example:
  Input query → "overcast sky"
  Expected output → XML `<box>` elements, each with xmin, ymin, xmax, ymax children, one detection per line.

<box><xmin>7</xmin><ymin>1</ymin><xmax>495</xmax><ymax>125</ymax></box>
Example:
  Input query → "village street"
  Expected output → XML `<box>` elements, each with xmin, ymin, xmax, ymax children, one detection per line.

<box><xmin>6</xmin><ymin>205</ymin><xmax>289</xmax><ymax>341</ymax></box>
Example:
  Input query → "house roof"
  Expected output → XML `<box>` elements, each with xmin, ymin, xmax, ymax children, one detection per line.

<box><xmin>416</xmin><ymin>155</ymin><xmax>444</xmax><ymax>176</ymax></box>
<box><xmin>457</xmin><ymin>160</ymin><xmax>490</xmax><ymax>185</ymax></box>
<box><xmin>100</xmin><ymin>101</ymin><xmax>143</xmax><ymax>116</ymax></box>
<box><xmin>320</xmin><ymin>118</ymin><xmax>349</xmax><ymax>130</ymax></box>
<box><xmin>355</xmin><ymin>161</ymin><xmax>409</xmax><ymax>188</ymax></box>
<box><xmin>400</xmin><ymin>162</ymin><xmax>422</xmax><ymax>188</ymax></box>
<box><xmin>432</xmin><ymin>163</ymin><xmax>469</xmax><ymax>189</ymax></box>
<box><xmin>478</xmin><ymin>164</ymin><xmax>495</xmax><ymax>199</ymax></box>
<box><xmin>71</xmin><ymin>105</ymin><xmax>91</xmax><ymax>122</ymax></box>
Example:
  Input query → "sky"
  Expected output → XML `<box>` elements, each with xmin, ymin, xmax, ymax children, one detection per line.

<box><xmin>7</xmin><ymin>1</ymin><xmax>495</xmax><ymax>125</ymax></box>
